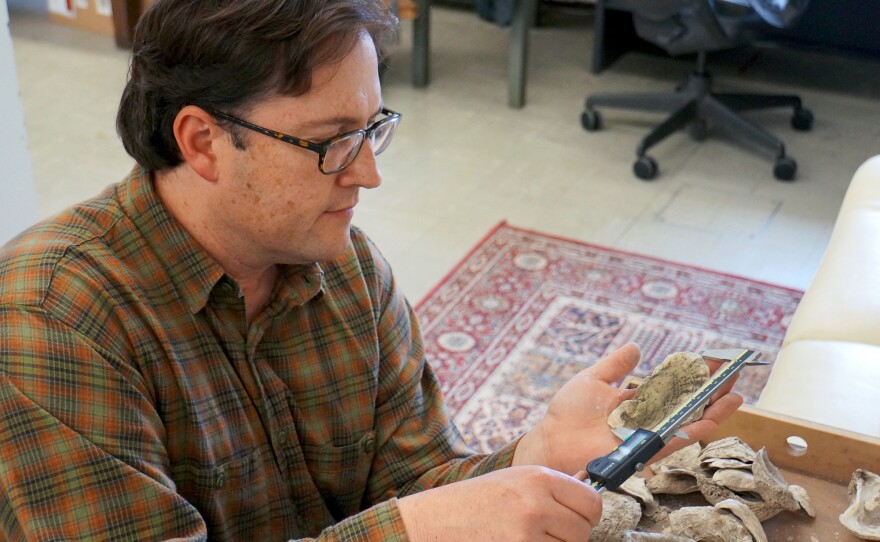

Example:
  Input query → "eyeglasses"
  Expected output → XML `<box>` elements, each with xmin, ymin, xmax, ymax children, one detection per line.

<box><xmin>204</xmin><ymin>106</ymin><xmax>401</xmax><ymax>175</ymax></box>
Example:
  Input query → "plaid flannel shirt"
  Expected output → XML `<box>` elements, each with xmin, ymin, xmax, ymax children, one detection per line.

<box><xmin>0</xmin><ymin>166</ymin><xmax>518</xmax><ymax>541</ymax></box>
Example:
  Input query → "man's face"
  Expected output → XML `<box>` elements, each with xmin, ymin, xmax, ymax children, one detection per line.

<box><xmin>211</xmin><ymin>32</ymin><xmax>384</xmax><ymax>267</ymax></box>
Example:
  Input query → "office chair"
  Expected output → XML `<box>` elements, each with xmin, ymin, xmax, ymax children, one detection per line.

<box><xmin>581</xmin><ymin>0</ymin><xmax>813</xmax><ymax>181</ymax></box>
<box><xmin>506</xmin><ymin>0</ymin><xmax>596</xmax><ymax>108</ymax></box>
<box><xmin>385</xmin><ymin>0</ymin><xmax>431</xmax><ymax>87</ymax></box>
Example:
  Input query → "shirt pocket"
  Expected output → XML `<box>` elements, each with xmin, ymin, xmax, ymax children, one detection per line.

<box><xmin>301</xmin><ymin>430</ymin><xmax>377</xmax><ymax>521</ymax></box>
<box><xmin>172</xmin><ymin>447</ymin><xmax>274</xmax><ymax>522</ymax></box>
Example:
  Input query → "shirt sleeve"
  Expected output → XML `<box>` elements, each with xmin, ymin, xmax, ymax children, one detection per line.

<box><xmin>0</xmin><ymin>305</ymin><xmax>208</xmax><ymax>540</ymax></box>
<box><xmin>0</xmin><ymin>305</ymin><xmax>407</xmax><ymax>542</ymax></box>
<box><xmin>352</xmin><ymin>232</ymin><xmax>520</xmax><ymax>509</ymax></box>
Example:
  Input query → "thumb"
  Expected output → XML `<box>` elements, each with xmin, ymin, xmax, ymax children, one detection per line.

<box><xmin>586</xmin><ymin>343</ymin><xmax>641</xmax><ymax>383</ymax></box>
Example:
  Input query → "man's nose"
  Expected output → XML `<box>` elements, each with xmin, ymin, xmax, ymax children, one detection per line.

<box><xmin>339</xmin><ymin>139</ymin><xmax>382</xmax><ymax>189</ymax></box>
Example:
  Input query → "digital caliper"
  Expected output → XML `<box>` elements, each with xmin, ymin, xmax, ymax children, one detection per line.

<box><xmin>586</xmin><ymin>348</ymin><xmax>767</xmax><ymax>492</ymax></box>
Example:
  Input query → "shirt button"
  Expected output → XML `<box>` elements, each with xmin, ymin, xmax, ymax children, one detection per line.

<box><xmin>215</xmin><ymin>468</ymin><xmax>227</xmax><ymax>488</ymax></box>
<box><xmin>277</xmin><ymin>428</ymin><xmax>289</xmax><ymax>444</ymax></box>
<box><xmin>362</xmin><ymin>435</ymin><xmax>376</xmax><ymax>454</ymax></box>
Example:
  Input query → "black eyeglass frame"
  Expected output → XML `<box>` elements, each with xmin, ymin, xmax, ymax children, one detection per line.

<box><xmin>203</xmin><ymin>106</ymin><xmax>401</xmax><ymax>174</ymax></box>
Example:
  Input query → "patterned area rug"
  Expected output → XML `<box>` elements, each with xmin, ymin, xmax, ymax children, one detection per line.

<box><xmin>415</xmin><ymin>222</ymin><xmax>803</xmax><ymax>453</ymax></box>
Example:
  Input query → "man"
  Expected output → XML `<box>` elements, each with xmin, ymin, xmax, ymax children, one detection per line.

<box><xmin>0</xmin><ymin>0</ymin><xmax>742</xmax><ymax>540</ymax></box>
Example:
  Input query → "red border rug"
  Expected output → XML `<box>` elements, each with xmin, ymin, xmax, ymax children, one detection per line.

<box><xmin>415</xmin><ymin>222</ymin><xmax>803</xmax><ymax>453</ymax></box>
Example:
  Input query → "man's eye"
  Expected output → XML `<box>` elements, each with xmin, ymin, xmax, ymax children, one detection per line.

<box><xmin>316</xmin><ymin>131</ymin><xmax>345</xmax><ymax>142</ymax></box>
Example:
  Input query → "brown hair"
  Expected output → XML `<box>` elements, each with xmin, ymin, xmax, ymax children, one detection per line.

<box><xmin>116</xmin><ymin>0</ymin><xmax>397</xmax><ymax>171</ymax></box>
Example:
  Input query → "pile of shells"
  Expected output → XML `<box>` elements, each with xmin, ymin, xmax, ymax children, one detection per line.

<box><xmin>592</xmin><ymin>351</ymin><xmax>880</xmax><ymax>540</ymax></box>
<box><xmin>591</xmin><ymin>352</ymin><xmax>814</xmax><ymax>541</ymax></box>
<box><xmin>589</xmin><ymin>437</ymin><xmax>814</xmax><ymax>541</ymax></box>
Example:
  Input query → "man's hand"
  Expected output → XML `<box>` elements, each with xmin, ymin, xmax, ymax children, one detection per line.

<box><xmin>512</xmin><ymin>343</ymin><xmax>744</xmax><ymax>475</ymax></box>
<box><xmin>397</xmin><ymin>467</ymin><xmax>602</xmax><ymax>542</ymax></box>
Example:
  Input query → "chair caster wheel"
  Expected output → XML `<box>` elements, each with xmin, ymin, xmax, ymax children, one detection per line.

<box><xmin>774</xmin><ymin>156</ymin><xmax>797</xmax><ymax>181</ymax></box>
<box><xmin>634</xmin><ymin>156</ymin><xmax>658</xmax><ymax>180</ymax></box>
<box><xmin>688</xmin><ymin>119</ymin><xmax>708</xmax><ymax>141</ymax></box>
<box><xmin>792</xmin><ymin>107</ymin><xmax>813</xmax><ymax>131</ymax></box>
<box><xmin>581</xmin><ymin>110</ymin><xmax>601</xmax><ymax>131</ymax></box>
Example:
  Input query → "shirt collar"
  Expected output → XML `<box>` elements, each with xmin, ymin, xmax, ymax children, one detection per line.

<box><xmin>117</xmin><ymin>165</ymin><xmax>226</xmax><ymax>314</ymax></box>
<box><xmin>267</xmin><ymin>263</ymin><xmax>325</xmax><ymax>317</ymax></box>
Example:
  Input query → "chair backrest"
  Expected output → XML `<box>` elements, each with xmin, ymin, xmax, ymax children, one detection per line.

<box><xmin>744</xmin><ymin>0</ymin><xmax>810</xmax><ymax>28</ymax></box>
<box><xmin>606</xmin><ymin>0</ymin><xmax>809</xmax><ymax>56</ymax></box>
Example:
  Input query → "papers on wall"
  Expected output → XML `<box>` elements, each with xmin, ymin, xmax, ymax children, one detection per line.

<box><xmin>48</xmin><ymin>0</ymin><xmax>75</xmax><ymax>18</ymax></box>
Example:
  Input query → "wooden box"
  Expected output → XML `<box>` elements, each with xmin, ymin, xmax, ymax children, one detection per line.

<box><xmin>703</xmin><ymin>406</ymin><xmax>880</xmax><ymax>540</ymax></box>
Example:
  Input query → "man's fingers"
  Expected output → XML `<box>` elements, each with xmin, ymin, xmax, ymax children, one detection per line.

<box><xmin>709</xmin><ymin>378</ymin><xmax>738</xmax><ymax>404</ymax></box>
<box><xmin>586</xmin><ymin>343</ymin><xmax>641</xmax><ymax>383</ymax></box>
<box><xmin>673</xmin><ymin>392</ymin><xmax>744</xmax><ymax>444</ymax></box>
<box><xmin>700</xmin><ymin>392</ymin><xmax>743</xmax><ymax>426</ymax></box>
<box><xmin>705</xmin><ymin>359</ymin><xmax>740</xmax><ymax>402</ymax></box>
<box><xmin>549</xmin><ymin>472</ymin><xmax>603</xmax><ymax>529</ymax></box>
<box><xmin>544</xmin><ymin>505</ymin><xmax>594</xmax><ymax>542</ymax></box>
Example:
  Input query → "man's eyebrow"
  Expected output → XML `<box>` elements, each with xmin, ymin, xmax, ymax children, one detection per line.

<box><xmin>296</xmin><ymin>106</ymin><xmax>384</xmax><ymax>130</ymax></box>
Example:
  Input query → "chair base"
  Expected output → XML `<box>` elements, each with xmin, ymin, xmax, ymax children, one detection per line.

<box><xmin>583</xmin><ymin>68</ymin><xmax>813</xmax><ymax>180</ymax></box>
<box><xmin>412</xmin><ymin>0</ymin><xmax>431</xmax><ymax>87</ymax></box>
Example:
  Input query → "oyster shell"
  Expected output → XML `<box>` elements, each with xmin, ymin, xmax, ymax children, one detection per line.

<box><xmin>590</xmin><ymin>491</ymin><xmax>642</xmax><ymax>541</ymax></box>
<box><xmin>620</xmin><ymin>476</ymin><xmax>659</xmax><ymax>516</ymax></box>
<box><xmin>665</xmin><ymin>506</ymin><xmax>753</xmax><ymax>542</ymax></box>
<box><xmin>703</xmin><ymin>458</ymin><xmax>753</xmax><ymax>470</ymax></box>
<box><xmin>748</xmin><ymin>449</ymin><xmax>800</xmax><ymax>513</ymax></box>
<box><xmin>699</xmin><ymin>437</ymin><xmax>757</xmax><ymax>466</ymax></box>
<box><xmin>712</xmin><ymin>469</ymin><xmax>757</xmax><ymax>493</ymax></box>
<box><xmin>839</xmin><ymin>469</ymin><xmax>880</xmax><ymax>540</ymax></box>
<box><xmin>651</xmin><ymin>442</ymin><xmax>704</xmax><ymax>474</ymax></box>
<box><xmin>648</xmin><ymin>468</ymin><xmax>700</xmax><ymax>495</ymax></box>
<box><xmin>623</xmin><ymin>532</ymin><xmax>695</xmax><ymax>541</ymax></box>
<box><xmin>608</xmin><ymin>352</ymin><xmax>709</xmax><ymax>431</ymax></box>
<box><xmin>714</xmin><ymin>498</ymin><xmax>767</xmax><ymax>542</ymax></box>
<box><xmin>693</xmin><ymin>471</ymin><xmax>741</xmax><ymax>507</ymax></box>
<box><xmin>641</xmin><ymin>503</ymin><xmax>671</xmax><ymax>525</ymax></box>
<box><xmin>789</xmin><ymin>484</ymin><xmax>815</xmax><ymax>518</ymax></box>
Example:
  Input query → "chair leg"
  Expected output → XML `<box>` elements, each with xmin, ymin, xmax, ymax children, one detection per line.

<box><xmin>412</xmin><ymin>0</ymin><xmax>431</xmax><ymax>88</ymax></box>
<box><xmin>714</xmin><ymin>92</ymin><xmax>802</xmax><ymax>113</ymax></box>
<box><xmin>699</xmin><ymin>96</ymin><xmax>785</xmax><ymax>158</ymax></box>
<box><xmin>508</xmin><ymin>0</ymin><xmax>540</xmax><ymax>108</ymax></box>
<box><xmin>587</xmin><ymin>91</ymin><xmax>692</xmax><ymax>114</ymax></box>
<box><xmin>637</xmin><ymin>100</ymin><xmax>698</xmax><ymax>156</ymax></box>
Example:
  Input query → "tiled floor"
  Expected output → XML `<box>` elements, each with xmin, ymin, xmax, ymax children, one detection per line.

<box><xmin>9</xmin><ymin>4</ymin><xmax>880</xmax><ymax>303</ymax></box>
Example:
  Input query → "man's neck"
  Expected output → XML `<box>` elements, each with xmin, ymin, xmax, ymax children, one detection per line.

<box><xmin>153</xmin><ymin>167</ymin><xmax>277</xmax><ymax>324</ymax></box>
<box><xmin>237</xmin><ymin>265</ymin><xmax>279</xmax><ymax>325</ymax></box>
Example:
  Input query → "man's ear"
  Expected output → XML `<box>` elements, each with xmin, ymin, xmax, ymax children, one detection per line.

<box><xmin>173</xmin><ymin>105</ymin><xmax>226</xmax><ymax>182</ymax></box>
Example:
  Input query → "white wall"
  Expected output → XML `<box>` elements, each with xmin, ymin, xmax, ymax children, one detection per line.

<box><xmin>0</xmin><ymin>0</ymin><xmax>39</xmax><ymax>246</ymax></box>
